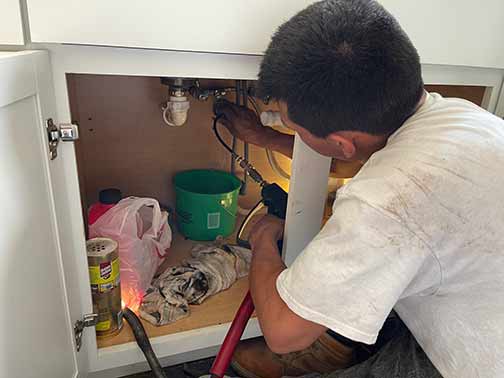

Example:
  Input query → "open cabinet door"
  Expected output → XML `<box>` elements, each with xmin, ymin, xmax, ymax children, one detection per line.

<box><xmin>0</xmin><ymin>51</ymin><xmax>86</xmax><ymax>377</ymax></box>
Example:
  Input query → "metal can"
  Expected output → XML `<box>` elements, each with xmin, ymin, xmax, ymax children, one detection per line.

<box><xmin>86</xmin><ymin>238</ymin><xmax>123</xmax><ymax>337</ymax></box>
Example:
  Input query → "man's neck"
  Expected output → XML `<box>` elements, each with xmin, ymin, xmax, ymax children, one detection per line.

<box><xmin>353</xmin><ymin>133</ymin><xmax>389</xmax><ymax>162</ymax></box>
<box><xmin>350</xmin><ymin>91</ymin><xmax>428</xmax><ymax>162</ymax></box>
<box><xmin>414</xmin><ymin>90</ymin><xmax>428</xmax><ymax>113</ymax></box>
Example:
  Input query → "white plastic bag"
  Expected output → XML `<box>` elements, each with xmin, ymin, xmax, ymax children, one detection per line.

<box><xmin>89</xmin><ymin>197</ymin><xmax>172</xmax><ymax>311</ymax></box>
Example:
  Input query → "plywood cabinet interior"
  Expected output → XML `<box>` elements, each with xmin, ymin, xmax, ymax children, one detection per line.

<box><xmin>68</xmin><ymin>74</ymin><xmax>288</xmax><ymax>352</ymax></box>
<box><xmin>424</xmin><ymin>85</ymin><xmax>486</xmax><ymax>106</ymax></box>
<box><xmin>68</xmin><ymin>75</ymin><xmax>291</xmax><ymax>213</ymax></box>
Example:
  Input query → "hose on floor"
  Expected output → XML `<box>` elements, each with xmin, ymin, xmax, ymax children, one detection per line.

<box><xmin>123</xmin><ymin>308</ymin><xmax>168</xmax><ymax>378</ymax></box>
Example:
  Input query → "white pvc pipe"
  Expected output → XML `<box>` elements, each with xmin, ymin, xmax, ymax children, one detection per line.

<box><xmin>162</xmin><ymin>96</ymin><xmax>190</xmax><ymax>127</ymax></box>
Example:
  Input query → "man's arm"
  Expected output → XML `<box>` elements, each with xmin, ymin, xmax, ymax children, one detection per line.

<box><xmin>249</xmin><ymin>215</ymin><xmax>327</xmax><ymax>354</ymax></box>
<box><xmin>256</xmin><ymin>128</ymin><xmax>296</xmax><ymax>159</ymax></box>
<box><xmin>216</xmin><ymin>102</ymin><xmax>363</xmax><ymax>177</ymax></box>
<box><xmin>216</xmin><ymin>101</ymin><xmax>295</xmax><ymax>158</ymax></box>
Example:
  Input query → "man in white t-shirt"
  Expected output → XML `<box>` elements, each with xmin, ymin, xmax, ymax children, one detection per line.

<box><xmin>216</xmin><ymin>1</ymin><xmax>504</xmax><ymax>377</ymax></box>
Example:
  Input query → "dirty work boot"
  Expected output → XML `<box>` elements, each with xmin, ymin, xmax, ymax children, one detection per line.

<box><xmin>231</xmin><ymin>333</ymin><xmax>354</xmax><ymax>378</ymax></box>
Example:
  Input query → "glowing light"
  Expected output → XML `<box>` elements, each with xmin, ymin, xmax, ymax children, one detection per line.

<box><xmin>121</xmin><ymin>289</ymin><xmax>142</xmax><ymax>312</ymax></box>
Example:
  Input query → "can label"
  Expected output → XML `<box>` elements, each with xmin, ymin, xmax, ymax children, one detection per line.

<box><xmin>89</xmin><ymin>257</ymin><xmax>120</xmax><ymax>293</ymax></box>
<box><xmin>96</xmin><ymin>319</ymin><xmax>111</xmax><ymax>332</ymax></box>
<box><xmin>100</xmin><ymin>262</ymin><xmax>112</xmax><ymax>279</ymax></box>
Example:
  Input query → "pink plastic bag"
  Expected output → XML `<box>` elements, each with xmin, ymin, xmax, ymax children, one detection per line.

<box><xmin>89</xmin><ymin>197</ymin><xmax>172</xmax><ymax>311</ymax></box>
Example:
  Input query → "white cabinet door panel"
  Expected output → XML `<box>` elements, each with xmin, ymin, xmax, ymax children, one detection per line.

<box><xmin>0</xmin><ymin>51</ymin><xmax>82</xmax><ymax>378</ymax></box>
<box><xmin>26</xmin><ymin>0</ymin><xmax>313</xmax><ymax>54</ymax></box>
<box><xmin>27</xmin><ymin>0</ymin><xmax>504</xmax><ymax>68</ymax></box>
<box><xmin>380</xmin><ymin>0</ymin><xmax>504</xmax><ymax>69</ymax></box>
<box><xmin>0</xmin><ymin>0</ymin><xmax>24</xmax><ymax>45</ymax></box>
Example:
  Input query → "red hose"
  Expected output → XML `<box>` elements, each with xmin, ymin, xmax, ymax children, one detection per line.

<box><xmin>210</xmin><ymin>291</ymin><xmax>255</xmax><ymax>378</ymax></box>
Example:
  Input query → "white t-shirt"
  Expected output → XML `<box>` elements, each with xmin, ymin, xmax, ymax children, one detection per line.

<box><xmin>276</xmin><ymin>93</ymin><xmax>504</xmax><ymax>378</ymax></box>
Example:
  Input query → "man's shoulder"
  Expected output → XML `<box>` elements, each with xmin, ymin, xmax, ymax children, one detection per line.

<box><xmin>338</xmin><ymin>93</ymin><xmax>504</xmax><ymax>215</ymax></box>
<box><xmin>392</xmin><ymin>93</ymin><xmax>504</xmax><ymax>142</ymax></box>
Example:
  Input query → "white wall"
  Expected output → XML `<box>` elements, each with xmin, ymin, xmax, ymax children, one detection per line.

<box><xmin>26</xmin><ymin>0</ymin><xmax>504</xmax><ymax>68</ymax></box>
<box><xmin>0</xmin><ymin>0</ymin><xmax>24</xmax><ymax>45</ymax></box>
<box><xmin>379</xmin><ymin>0</ymin><xmax>504</xmax><ymax>69</ymax></box>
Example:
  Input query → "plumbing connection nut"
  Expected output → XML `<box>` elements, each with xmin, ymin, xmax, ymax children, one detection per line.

<box><xmin>167</xmin><ymin>97</ymin><xmax>190</xmax><ymax>112</ymax></box>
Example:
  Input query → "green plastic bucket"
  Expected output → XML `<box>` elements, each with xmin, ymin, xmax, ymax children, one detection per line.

<box><xmin>174</xmin><ymin>169</ymin><xmax>242</xmax><ymax>241</ymax></box>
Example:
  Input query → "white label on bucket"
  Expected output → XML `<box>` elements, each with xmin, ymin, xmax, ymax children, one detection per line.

<box><xmin>207</xmin><ymin>212</ymin><xmax>221</xmax><ymax>229</ymax></box>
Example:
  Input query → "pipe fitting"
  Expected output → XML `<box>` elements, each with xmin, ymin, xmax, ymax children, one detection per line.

<box><xmin>260</xmin><ymin>111</ymin><xmax>285</xmax><ymax>127</ymax></box>
<box><xmin>162</xmin><ymin>96</ymin><xmax>190</xmax><ymax>127</ymax></box>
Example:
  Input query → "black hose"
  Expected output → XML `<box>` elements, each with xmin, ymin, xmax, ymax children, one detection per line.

<box><xmin>123</xmin><ymin>308</ymin><xmax>168</xmax><ymax>378</ymax></box>
<box><xmin>236</xmin><ymin>200</ymin><xmax>264</xmax><ymax>248</ymax></box>
<box><xmin>213</xmin><ymin>115</ymin><xmax>235</xmax><ymax>154</ymax></box>
<box><xmin>214</xmin><ymin>114</ymin><xmax>267</xmax><ymax>186</ymax></box>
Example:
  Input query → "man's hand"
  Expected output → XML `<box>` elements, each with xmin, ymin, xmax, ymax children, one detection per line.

<box><xmin>214</xmin><ymin>100</ymin><xmax>272</xmax><ymax>146</ymax></box>
<box><xmin>249</xmin><ymin>215</ymin><xmax>285</xmax><ymax>249</ymax></box>
<box><xmin>214</xmin><ymin>99</ymin><xmax>296</xmax><ymax>158</ymax></box>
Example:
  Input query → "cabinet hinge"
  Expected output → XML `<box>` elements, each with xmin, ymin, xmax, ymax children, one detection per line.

<box><xmin>46</xmin><ymin>118</ymin><xmax>80</xmax><ymax>160</ymax></box>
<box><xmin>74</xmin><ymin>313</ymin><xmax>98</xmax><ymax>352</ymax></box>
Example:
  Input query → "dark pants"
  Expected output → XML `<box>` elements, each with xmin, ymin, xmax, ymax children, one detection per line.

<box><xmin>293</xmin><ymin>319</ymin><xmax>442</xmax><ymax>378</ymax></box>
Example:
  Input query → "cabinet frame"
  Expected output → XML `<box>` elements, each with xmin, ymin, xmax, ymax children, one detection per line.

<box><xmin>47</xmin><ymin>44</ymin><xmax>265</xmax><ymax>377</ymax></box>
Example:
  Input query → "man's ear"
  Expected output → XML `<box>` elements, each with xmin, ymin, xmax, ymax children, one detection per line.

<box><xmin>327</xmin><ymin>133</ymin><xmax>356</xmax><ymax>160</ymax></box>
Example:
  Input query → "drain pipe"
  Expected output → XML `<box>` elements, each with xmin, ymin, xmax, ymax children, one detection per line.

<box><xmin>123</xmin><ymin>308</ymin><xmax>168</xmax><ymax>378</ymax></box>
<box><xmin>160</xmin><ymin>78</ymin><xmax>192</xmax><ymax>128</ymax></box>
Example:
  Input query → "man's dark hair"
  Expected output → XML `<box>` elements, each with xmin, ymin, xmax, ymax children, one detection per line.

<box><xmin>257</xmin><ymin>0</ymin><xmax>424</xmax><ymax>137</ymax></box>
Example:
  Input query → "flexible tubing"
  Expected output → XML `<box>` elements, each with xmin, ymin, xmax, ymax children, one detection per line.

<box><xmin>209</xmin><ymin>292</ymin><xmax>255</xmax><ymax>378</ymax></box>
<box><xmin>123</xmin><ymin>308</ymin><xmax>168</xmax><ymax>378</ymax></box>
<box><xmin>236</xmin><ymin>201</ymin><xmax>264</xmax><ymax>249</ymax></box>
<box><xmin>237</xmin><ymin>205</ymin><xmax>253</xmax><ymax>216</ymax></box>
<box><xmin>266</xmin><ymin>148</ymin><xmax>291</xmax><ymax>180</ymax></box>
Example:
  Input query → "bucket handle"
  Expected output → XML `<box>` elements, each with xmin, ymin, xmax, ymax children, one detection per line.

<box><xmin>218</xmin><ymin>202</ymin><xmax>237</xmax><ymax>218</ymax></box>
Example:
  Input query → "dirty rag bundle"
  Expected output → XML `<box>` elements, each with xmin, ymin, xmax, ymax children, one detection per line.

<box><xmin>139</xmin><ymin>243</ymin><xmax>251</xmax><ymax>326</ymax></box>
